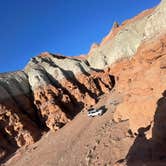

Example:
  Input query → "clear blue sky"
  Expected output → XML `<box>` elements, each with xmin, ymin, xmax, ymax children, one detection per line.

<box><xmin>0</xmin><ymin>0</ymin><xmax>160</xmax><ymax>72</ymax></box>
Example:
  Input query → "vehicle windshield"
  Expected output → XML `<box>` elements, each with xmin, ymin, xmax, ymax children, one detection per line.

<box><xmin>88</xmin><ymin>109</ymin><xmax>97</xmax><ymax>113</ymax></box>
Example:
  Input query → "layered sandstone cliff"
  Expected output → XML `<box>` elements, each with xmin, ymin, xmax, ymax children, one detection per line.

<box><xmin>0</xmin><ymin>71</ymin><xmax>41</xmax><ymax>160</ymax></box>
<box><xmin>1</xmin><ymin>0</ymin><xmax>166</xmax><ymax>165</ymax></box>
<box><xmin>24</xmin><ymin>53</ymin><xmax>114</xmax><ymax>131</ymax></box>
<box><xmin>87</xmin><ymin>0</ymin><xmax>166</xmax><ymax>69</ymax></box>
<box><xmin>0</xmin><ymin>54</ymin><xmax>114</xmax><ymax>161</ymax></box>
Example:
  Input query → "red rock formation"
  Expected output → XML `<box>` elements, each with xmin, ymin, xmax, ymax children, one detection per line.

<box><xmin>0</xmin><ymin>72</ymin><xmax>41</xmax><ymax>161</ymax></box>
<box><xmin>33</xmin><ymin>70</ymin><xmax>114</xmax><ymax>131</ymax></box>
<box><xmin>113</xmin><ymin>33</ymin><xmax>166</xmax><ymax>137</ymax></box>
<box><xmin>1</xmin><ymin>1</ymin><xmax>166</xmax><ymax>165</ymax></box>
<box><xmin>0</xmin><ymin>55</ymin><xmax>114</xmax><ymax>161</ymax></box>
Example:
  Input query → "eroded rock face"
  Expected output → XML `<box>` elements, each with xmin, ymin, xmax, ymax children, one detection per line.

<box><xmin>1</xmin><ymin>0</ymin><xmax>166</xmax><ymax>164</ymax></box>
<box><xmin>0</xmin><ymin>71</ymin><xmax>41</xmax><ymax>160</ymax></box>
<box><xmin>25</xmin><ymin>53</ymin><xmax>114</xmax><ymax>131</ymax></box>
<box><xmin>113</xmin><ymin>34</ymin><xmax>166</xmax><ymax>138</ymax></box>
<box><xmin>87</xmin><ymin>0</ymin><xmax>166</xmax><ymax>69</ymax></box>
<box><xmin>0</xmin><ymin>54</ymin><xmax>114</xmax><ymax>161</ymax></box>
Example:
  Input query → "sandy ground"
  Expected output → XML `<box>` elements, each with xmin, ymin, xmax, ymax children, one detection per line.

<box><xmin>3</xmin><ymin>89</ymin><xmax>166</xmax><ymax>166</ymax></box>
<box><xmin>3</xmin><ymin>90</ymin><xmax>133</xmax><ymax>166</ymax></box>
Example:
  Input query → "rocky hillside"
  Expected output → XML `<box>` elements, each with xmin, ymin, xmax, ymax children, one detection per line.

<box><xmin>87</xmin><ymin>0</ymin><xmax>166</xmax><ymax>69</ymax></box>
<box><xmin>1</xmin><ymin>0</ymin><xmax>166</xmax><ymax>165</ymax></box>
<box><xmin>0</xmin><ymin>53</ymin><xmax>114</xmax><ymax>161</ymax></box>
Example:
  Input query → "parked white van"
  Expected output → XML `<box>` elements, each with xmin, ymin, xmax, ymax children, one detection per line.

<box><xmin>88</xmin><ymin>108</ymin><xmax>104</xmax><ymax>117</ymax></box>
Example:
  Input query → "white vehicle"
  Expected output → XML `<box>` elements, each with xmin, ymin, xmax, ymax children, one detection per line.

<box><xmin>88</xmin><ymin>109</ymin><xmax>104</xmax><ymax>117</ymax></box>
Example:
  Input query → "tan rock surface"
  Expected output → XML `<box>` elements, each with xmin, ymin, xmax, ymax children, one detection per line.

<box><xmin>8</xmin><ymin>33</ymin><xmax>166</xmax><ymax>165</ymax></box>
<box><xmin>87</xmin><ymin>0</ymin><xmax>166</xmax><ymax>69</ymax></box>
<box><xmin>0</xmin><ymin>54</ymin><xmax>114</xmax><ymax>161</ymax></box>
<box><xmin>113</xmin><ymin>33</ymin><xmax>166</xmax><ymax>135</ymax></box>
<box><xmin>0</xmin><ymin>71</ymin><xmax>41</xmax><ymax>161</ymax></box>
<box><xmin>25</xmin><ymin>53</ymin><xmax>114</xmax><ymax>130</ymax></box>
<box><xmin>1</xmin><ymin>0</ymin><xmax>166</xmax><ymax>165</ymax></box>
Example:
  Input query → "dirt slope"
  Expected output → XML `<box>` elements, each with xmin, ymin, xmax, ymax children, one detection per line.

<box><xmin>6</xmin><ymin>33</ymin><xmax>166</xmax><ymax>166</ymax></box>
<box><xmin>4</xmin><ymin>91</ymin><xmax>132</xmax><ymax>166</ymax></box>
<box><xmin>0</xmin><ymin>54</ymin><xmax>114</xmax><ymax>161</ymax></box>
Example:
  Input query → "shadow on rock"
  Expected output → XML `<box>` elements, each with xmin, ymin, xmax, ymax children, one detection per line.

<box><xmin>125</xmin><ymin>90</ymin><xmax>166</xmax><ymax>166</ymax></box>
<box><xmin>151</xmin><ymin>90</ymin><xmax>166</xmax><ymax>161</ymax></box>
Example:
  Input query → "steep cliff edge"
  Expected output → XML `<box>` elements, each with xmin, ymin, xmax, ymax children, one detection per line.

<box><xmin>1</xmin><ymin>0</ymin><xmax>166</xmax><ymax>165</ymax></box>
<box><xmin>24</xmin><ymin>53</ymin><xmax>114</xmax><ymax>131</ymax></box>
<box><xmin>0</xmin><ymin>71</ymin><xmax>41</xmax><ymax>160</ymax></box>
<box><xmin>87</xmin><ymin>0</ymin><xmax>166</xmax><ymax>69</ymax></box>
<box><xmin>0</xmin><ymin>54</ymin><xmax>114</xmax><ymax>161</ymax></box>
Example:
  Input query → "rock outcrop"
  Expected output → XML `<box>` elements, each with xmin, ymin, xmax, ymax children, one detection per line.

<box><xmin>87</xmin><ymin>0</ymin><xmax>166</xmax><ymax>69</ymax></box>
<box><xmin>0</xmin><ymin>71</ymin><xmax>41</xmax><ymax>160</ymax></box>
<box><xmin>1</xmin><ymin>0</ymin><xmax>166</xmax><ymax>165</ymax></box>
<box><xmin>0</xmin><ymin>54</ymin><xmax>114</xmax><ymax>161</ymax></box>
<box><xmin>24</xmin><ymin>53</ymin><xmax>114</xmax><ymax>130</ymax></box>
<box><xmin>113</xmin><ymin>33</ymin><xmax>166</xmax><ymax>136</ymax></box>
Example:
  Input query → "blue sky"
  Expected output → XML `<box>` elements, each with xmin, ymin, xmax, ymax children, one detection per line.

<box><xmin>0</xmin><ymin>0</ymin><xmax>160</xmax><ymax>72</ymax></box>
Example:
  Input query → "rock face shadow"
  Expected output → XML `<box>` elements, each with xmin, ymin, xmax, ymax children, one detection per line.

<box><xmin>125</xmin><ymin>90</ymin><xmax>166</xmax><ymax>166</ymax></box>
